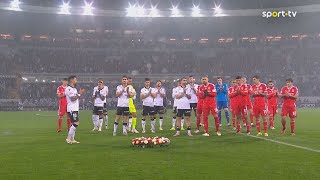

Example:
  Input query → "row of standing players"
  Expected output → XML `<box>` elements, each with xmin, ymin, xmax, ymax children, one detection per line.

<box><xmin>57</xmin><ymin>75</ymin><xmax>298</xmax><ymax>144</ymax></box>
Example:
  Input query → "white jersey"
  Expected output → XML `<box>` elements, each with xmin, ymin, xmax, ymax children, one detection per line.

<box><xmin>187</xmin><ymin>83</ymin><xmax>199</xmax><ymax>103</ymax></box>
<box><xmin>116</xmin><ymin>85</ymin><xmax>132</xmax><ymax>107</ymax></box>
<box><xmin>154</xmin><ymin>87</ymin><xmax>166</xmax><ymax>107</ymax></box>
<box><xmin>140</xmin><ymin>87</ymin><xmax>155</xmax><ymax>107</ymax></box>
<box><xmin>172</xmin><ymin>87</ymin><xmax>179</xmax><ymax>107</ymax></box>
<box><xmin>65</xmin><ymin>86</ymin><xmax>79</xmax><ymax>112</ymax></box>
<box><xmin>176</xmin><ymin>86</ymin><xmax>192</xmax><ymax>109</ymax></box>
<box><xmin>93</xmin><ymin>86</ymin><xmax>108</xmax><ymax>107</ymax></box>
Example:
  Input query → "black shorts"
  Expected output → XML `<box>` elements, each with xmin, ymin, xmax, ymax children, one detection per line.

<box><xmin>93</xmin><ymin>106</ymin><xmax>104</xmax><ymax>115</ymax></box>
<box><xmin>172</xmin><ymin>107</ymin><xmax>177</xmax><ymax>114</ymax></box>
<box><xmin>103</xmin><ymin>103</ymin><xmax>108</xmax><ymax>114</ymax></box>
<box><xmin>154</xmin><ymin>106</ymin><xmax>165</xmax><ymax>115</ymax></box>
<box><xmin>67</xmin><ymin>111</ymin><xmax>79</xmax><ymax>123</ymax></box>
<box><xmin>142</xmin><ymin>106</ymin><xmax>155</xmax><ymax>116</ymax></box>
<box><xmin>177</xmin><ymin>109</ymin><xmax>191</xmax><ymax>117</ymax></box>
<box><xmin>116</xmin><ymin>107</ymin><xmax>130</xmax><ymax>116</ymax></box>
<box><xmin>190</xmin><ymin>103</ymin><xmax>197</xmax><ymax>111</ymax></box>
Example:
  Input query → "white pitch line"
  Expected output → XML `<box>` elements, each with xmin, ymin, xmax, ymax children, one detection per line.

<box><xmin>189</xmin><ymin>122</ymin><xmax>320</xmax><ymax>153</ymax></box>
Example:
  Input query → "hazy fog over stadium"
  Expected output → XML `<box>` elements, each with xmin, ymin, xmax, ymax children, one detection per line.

<box><xmin>0</xmin><ymin>0</ymin><xmax>320</xmax><ymax>179</ymax></box>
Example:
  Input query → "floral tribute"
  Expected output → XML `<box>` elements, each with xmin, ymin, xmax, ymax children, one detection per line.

<box><xmin>131</xmin><ymin>136</ymin><xmax>170</xmax><ymax>148</ymax></box>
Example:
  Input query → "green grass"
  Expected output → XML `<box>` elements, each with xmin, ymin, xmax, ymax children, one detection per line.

<box><xmin>0</xmin><ymin>109</ymin><xmax>320</xmax><ymax>180</ymax></box>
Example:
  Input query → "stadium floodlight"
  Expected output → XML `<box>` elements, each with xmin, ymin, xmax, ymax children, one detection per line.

<box><xmin>170</xmin><ymin>6</ymin><xmax>181</xmax><ymax>17</ymax></box>
<box><xmin>126</xmin><ymin>3</ymin><xmax>136</xmax><ymax>17</ymax></box>
<box><xmin>10</xmin><ymin>0</ymin><xmax>21</xmax><ymax>11</ymax></box>
<box><xmin>82</xmin><ymin>1</ymin><xmax>93</xmax><ymax>15</ymax></box>
<box><xmin>192</xmin><ymin>5</ymin><xmax>201</xmax><ymax>17</ymax></box>
<box><xmin>150</xmin><ymin>6</ymin><xmax>160</xmax><ymax>17</ymax></box>
<box><xmin>59</xmin><ymin>1</ymin><xmax>71</xmax><ymax>15</ymax></box>
<box><xmin>136</xmin><ymin>5</ymin><xmax>145</xmax><ymax>17</ymax></box>
<box><xmin>213</xmin><ymin>4</ymin><xmax>222</xmax><ymax>14</ymax></box>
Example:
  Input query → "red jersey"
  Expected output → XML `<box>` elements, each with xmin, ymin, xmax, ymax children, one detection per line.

<box><xmin>228</xmin><ymin>86</ymin><xmax>237</xmax><ymax>103</ymax></box>
<box><xmin>252</xmin><ymin>83</ymin><xmax>267</xmax><ymax>105</ymax></box>
<box><xmin>197</xmin><ymin>85</ymin><xmax>204</xmax><ymax>106</ymax></box>
<box><xmin>237</xmin><ymin>84</ymin><xmax>249</xmax><ymax>105</ymax></box>
<box><xmin>57</xmin><ymin>85</ymin><xmax>67</xmax><ymax>106</ymax></box>
<box><xmin>281</xmin><ymin>86</ymin><xmax>299</xmax><ymax>106</ymax></box>
<box><xmin>198</xmin><ymin>83</ymin><xmax>217</xmax><ymax>107</ymax></box>
<box><xmin>267</xmin><ymin>87</ymin><xmax>278</xmax><ymax>106</ymax></box>
<box><xmin>244</xmin><ymin>83</ymin><xmax>252</xmax><ymax>103</ymax></box>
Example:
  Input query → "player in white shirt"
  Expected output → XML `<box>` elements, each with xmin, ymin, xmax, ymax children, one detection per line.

<box><xmin>113</xmin><ymin>76</ymin><xmax>133</xmax><ymax>136</ymax></box>
<box><xmin>173</xmin><ymin>77</ymin><xmax>193</xmax><ymax>137</ymax></box>
<box><xmin>153</xmin><ymin>80</ymin><xmax>166</xmax><ymax>131</ymax></box>
<box><xmin>187</xmin><ymin>76</ymin><xmax>199</xmax><ymax>124</ymax></box>
<box><xmin>91</xmin><ymin>79</ymin><xmax>109</xmax><ymax>132</ymax></box>
<box><xmin>140</xmin><ymin>78</ymin><xmax>157</xmax><ymax>133</ymax></box>
<box><xmin>65</xmin><ymin>76</ymin><xmax>86</xmax><ymax>144</ymax></box>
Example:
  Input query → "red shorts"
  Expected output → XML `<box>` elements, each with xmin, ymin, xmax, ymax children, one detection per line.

<box><xmin>196</xmin><ymin>103</ymin><xmax>203</xmax><ymax>114</ymax></box>
<box><xmin>203</xmin><ymin>106</ymin><xmax>218</xmax><ymax>116</ymax></box>
<box><xmin>281</xmin><ymin>105</ymin><xmax>297</xmax><ymax>118</ymax></box>
<box><xmin>253</xmin><ymin>103</ymin><xmax>267</xmax><ymax>118</ymax></box>
<box><xmin>233</xmin><ymin>103</ymin><xmax>247</xmax><ymax>116</ymax></box>
<box><xmin>268</xmin><ymin>104</ymin><xmax>278</xmax><ymax>115</ymax></box>
<box><xmin>58</xmin><ymin>104</ymin><xmax>67</xmax><ymax>116</ymax></box>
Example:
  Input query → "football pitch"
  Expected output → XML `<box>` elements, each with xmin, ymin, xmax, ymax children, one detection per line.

<box><xmin>0</xmin><ymin>109</ymin><xmax>319</xmax><ymax>180</ymax></box>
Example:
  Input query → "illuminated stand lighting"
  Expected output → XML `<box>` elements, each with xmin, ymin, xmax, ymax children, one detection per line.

<box><xmin>82</xmin><ymin>1</ymin><xmax>94</xmax><ymax>15</ymax></box>
<box><xmin>59</xmin><ymin>1</ymin><xmax>71</xmax><ymax>15</ymax></box>
<box><xmin>170</xmin><ymin>6</ymin><xmax>181</xmax><ymax>17</ymax></box>
<box><xmin>150</xmin><ymin>6</ymin><xmax>160</xmax><ymax>17</ymax></box>
<box><xmin>192</xmin><ymin>5</ymin><xmax>201</xmax><ymax>17</ymax></box>
<box><xmin>213</xmin><ymin>4</ymin><xmax>224</xmax><ymax>17</ymax></box>
<box><xmin>10</xmin><ymin>0</ymin><xmax>21</xmax><ymax>11</ymax></box>
<box><xmin>126</xmin><ymin>3</ymin><xmax>146</xmax><ymax>17</ymax></box>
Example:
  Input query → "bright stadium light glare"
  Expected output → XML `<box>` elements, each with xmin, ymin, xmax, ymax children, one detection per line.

<box><xmin>150</xmin><ymin>6</ymin><xmax>159</xmax><ymax>17</ymax></box>
<box><xmin>59</xmin><ymin>1</ymin><xmax>71</xmax><ymax>14</ymax></box>
<box><xmin>82</xmin><ymin>1</ymin><xmax>93</xmax><ymax>15</ymax></box>
<box><xmin>10</xmin><ymin>0</ymin><xmax>21</xmax><ymax>11</ymax></box>
<box><xmin>126</xmin><ymin>3</ymin><xmax>136</xmax><ymax>17</ymax></box>
<box><xmin>170</xmin><ymin>6</ymin><xmax>181</xmax><ymax>17</ymax></box>
<box><xmin>136</xmin><ymin>5</ymin><xmax>145</xmax><ymax>17</ymax></box>
<box><xmin>192</xmin><ymin>5</ymin><xmax>201</xmax><ymax>17</ymax></box>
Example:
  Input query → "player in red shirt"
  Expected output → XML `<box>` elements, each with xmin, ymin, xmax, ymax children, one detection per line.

<box><xmin>279</xmin><ymin>78</ymin><xmax>299</xmax><ymax>136</ymax></box>
<box><xmin>195</xmin><ymin>84</ymin><xmax>204</xmax><ymax>133</ymax></box>
<box><xmin>251</xmin><ymin>76</ymin><xmax>268</xmax><ymax>136</ymax></box>
<box><xmin>233</xmin><ymin>76</ymin><xmax>251</xmax><ymax>135</ymax></box>
<box><xmin>266</xmin><ymin>80</ymin><xmax>278</xmax><ymax>130</ymax></box>
<box><xmin>228</xmin><ymin>80</ymin><xmax>237</xmax><ymax>130</ymax></box>
<box><xmin>56</xmin><ymin>78</ymin><xmax>71</xmax><ymax>132</ymax></box>
<box><xmin>197</xmin><ymin>75</ymin><xmax>221</xmax><ymax>137</ymax></box>
<box><xmin>242</xmin><ymin>77</ymin><xmax>254</xmax><ymax>127</ymax></box>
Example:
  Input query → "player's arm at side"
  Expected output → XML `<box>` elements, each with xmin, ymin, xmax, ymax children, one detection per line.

<box><xmin>185</xmin><ymin>88</ymin><xmax>191</xmax><ymax>99</ymax></box>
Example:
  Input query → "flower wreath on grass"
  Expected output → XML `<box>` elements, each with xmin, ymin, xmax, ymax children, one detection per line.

<box><xmin>131</xmin><ymin>136</ymin><xmax>171</xmax><ymax>148</ymax></box>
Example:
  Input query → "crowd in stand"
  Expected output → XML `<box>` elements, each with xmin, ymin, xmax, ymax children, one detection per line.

<box><xmin>1</xmin><ymin>35</ymin><xmax>320</xmax><ymax>110</ymax></box>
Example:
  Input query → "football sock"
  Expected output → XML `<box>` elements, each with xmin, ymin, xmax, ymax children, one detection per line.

<box><xmin>225</xmin><ymin>111</ymin><xmax>230</xmax><ymax>124</ymax></box>
<box><xmin>269</xmin><ymin>116</ymin><xmax>274</xmax><ymax>127</ymax></box>
<box><xmin>232</xmin><ymin>116</ymin><xmax>236</xmax><ymax>128</ymax></box>
<box><xmin>290</xmin><ymin>121</ymin><xmax>295</xmax><ymax>133</ymax></box>
<box><xmin>58</xmin><ymin>116</ymin><xmax>62</xmax><ymax>130</ymax></box>
<box><xmin>214</xmin><ymin>117</ymin><xmax>220</xmax><ymax>132</ymax></box>
<box><xmin>67</xmin><ymin>118</ymin><xmax>71</xmax><ymax>131</ymax></box>
<box><xmin>123</xmin><ymin>123</ymin><xmax>127</xmax><ymax>133</ymax></box>
<box><xmin>132</xmin><ymin>117</ymin><xmax>137</xmax><ymax>129</ymax></box>
<box><xmin>68</xmin><ymin>125</ymin><xmax>76</xmax><ymax>141</ymax></box>
<box><xmin>113</xmin><ymin>122</ymin><xmax>118</xmax><ymax>133</ymax></box>
<box><xmin>99</xmin><ymin>117</ymin><xmax>103</xmax><ymax>128</ymax></box>
<box><xmin>104</xmin><ymin>115</ymin><xmax>108</xmax><ymax>127</ymax></box>
<box><xmin>181</xmin><ymin>118</ymin><xmax>185</xmax><ymax>128</ymax></box>
<box><xmin>237</xmin><ymin>123</ymin><xmax>241</xmax><ymax>132</ymax></box>
<box><xmin>172</xmin><ymin>117</ymin><xmax>176</xmax><ymax>127</ymax></box>
<box><xmin>250</xmin><ymin>113</ymin><xmax>254</xmax><ymax>124</ymax></box>
<box><xmin>256</xmin><ymin>120</ymin><xmax>261</xmax><ymax>132</ymax></box>
<box><xmin>151</xmin><ymin>118</ymin><xmax>155</xmax><ymax>130</ymax></box>
<box><xmin>196</xmin><ymin>115</ymin><xmax>200</xmax><ymax>130</ymax></box>
<box><xmin>187</xmin><ymin>126</ymin><xmax>191</xmax><ymax>134</ymax></box>
<box><xmin>263</xmin><ymin>121</ymin><xmax>268</xmax><ymax>133</ymax></box>
<box><xmin>159</xmin><ymin>117</ymin><xmax>163</xmax><ymax>128</ymax></box>
<box><xmin>128</xmin><ymin>117</ymin><xmax>132</xmax><ymax>129</ymax></box>
<box><xmin>218</xmin><ymin>111</ymin><xmax>222</xmax><ymax>124</ymax></box>
<box><xmin>142</xmin><ymin>119</ymin><xmax>146</xmax><ymax>130</ymax></box>
<box><xmin>204</xmin><ymin>116</ymin><xmax>209</xmax><ymax>133</ymax></box>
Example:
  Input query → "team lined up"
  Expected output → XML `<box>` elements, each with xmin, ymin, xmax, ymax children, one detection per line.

<box><xmin>56</xmin><ymin>75</ymin><xmax>298</xmax><ymax>143</ymax></box>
